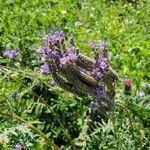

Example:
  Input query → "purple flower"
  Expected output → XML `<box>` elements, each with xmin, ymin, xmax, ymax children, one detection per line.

<box><xmin>59</xmin><ymin>47</ymin><xmax>78</xmax><ymax>65</ymax></box>
<box><xmin>99</xmin><ymin>40</ymin><xmax>107</xmax><ymax>51</ymax></box>
<box><xmin>93</xmin><ymin>68</ymin><xmax>103</xmax><ymax>79</ymax></box>
<box><xmin>95</xmin><ymin>85</ymin><xmax>105</xmax><ymax>98</ymax></box>
<box><xmin>43</xmin><ymin>30</ymin><xmax>64</xmax><ymax>47</ymax></box>
<box><xmin>89</xmin><ymin>42</ymin><xmax>97</xmax><ymax>52</ymax></box>
<box><xmin>50</xmin><ymin>30</ymin><xmax>64</xmax><ymax>46</ymax></box>
<box><xmin>2</xmin><ymin>49</ymin><xmax>19</xmax><ymax>59</ymax></box>
<box><xmin>95</xmin><ymin>57</ymin><xmax>108</xmax><ymax>70</ymax></box>
<box><xmin>49</xmin><ymin>50</ymin><xmax>61</xmax><ymax>60</ymax></box>
<box><xmin>15</xmin><ymin>144</ymin><xmax>24</xmax><ymax>150</ymax></box>
<box><xmin>40</xmin><ymin>64</ymin><xmax>50</xmax><ymax>74</ymax></box>
<box><xmin>38</xmin><ymin>47</ymin><xmax>61</xmax><ymax>61</ymax></box>
<box><xmin>100</xmin><ymin>61</ymin><xmax>108</xmax><ymax>70</ymax></box>
<box><xmin>67</xmin><ymin>47</ymin><xmax>78</xmax><ymax>61</ymax></box>
<box><xmin>59</xmin><ymin>56</ymin><xmax>69</xmax><ymax>65</ymax></box>
<box><xmin>89</xmin><ymin>102</ymin><xmax>100</xmax><ymax>110</ymax></box>
<box><xmin>38</xmin><ymin>47</ymin><xmax>50</xmax><ymax>61</ymax></box>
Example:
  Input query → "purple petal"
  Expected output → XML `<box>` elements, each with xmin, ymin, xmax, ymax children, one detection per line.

<box><xmin>95</xmin><ymin>57</ymin><xmax>108</xmax><ymax>70</ymax></box>
<box><xmin>15</xmin><ymin>144</ymin><xmax>23</xmax><ymax>150</ymax></box>
<box><xmin>40</xmin><ymin>64</ymin><xmax>50</xmax><ymax>74</ymax></box>
<box><xmin>93</xmin><ymin>68</ymin><xmax>103</xmax><ymax>79</ymax></box>
<box><xmin>42</xmin><ymin>30</ymin><xmax>64</xmax><ymax>47</ymax></box>
<box><xmin>50</xmin><ymin>30</ymin><xmax>64</xmax><ymax>46</ymax></box>
<box><xmin>67</xmin><ymin>47</ymin><xmax>78</xmax><ymax>61</ymax></box>
<box><xmin>60</xmin><ymin>56</ymin><xmax>69</xmax><ymax>65</ymax></box>
<box><xmin>2</xmin><ymin>49</ymin><xmax>19</xmax><ymax>59</ymax></box>
<box><xmin>95</xmin><ymin>85</ymin><xmax>105</xmax><ymax>98</ymax></box>
<box><xmin>39</xmin><ymin>47</ymin><xmax>61</xmax><ymax>61</ymax></box>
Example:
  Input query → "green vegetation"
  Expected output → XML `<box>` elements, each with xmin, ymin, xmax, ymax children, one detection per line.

<box><xmin>0</xmin><ymin>0</ymin><xmax>149</xmax><ymax>149</ymax></box>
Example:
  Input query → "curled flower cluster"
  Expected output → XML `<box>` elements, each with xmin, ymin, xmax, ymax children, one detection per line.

<box><xmin>89</xmin><ymin>41</ymin><xmax>109</xmax><ymax>80</ymax></box>
<box><xmin>38</xmin><ymin>30</ymin><xmax>118</xmax><ymax>112</ymax></box>
<box><xmin>39</xmin><ymin>30</ymin><xmax>78</xmax><ymax>74</ymax></box>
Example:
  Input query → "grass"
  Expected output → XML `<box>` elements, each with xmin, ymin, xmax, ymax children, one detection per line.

<box><xmin>0</xmin><ymin>0</ymin><xmax>149</xmax><ymax>149</ymax></box>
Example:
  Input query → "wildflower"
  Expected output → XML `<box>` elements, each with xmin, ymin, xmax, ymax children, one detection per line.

<box><xmin>15</xmin><ymin>144</ymin><xmax>25</xmax><ymax>150</ymax></box>
<box><xmin>51</xmin><ymin>51</ymin><xmax>62</xmax><ymax>60</ymax></box>
<box><xmin>38</xmin><ymin>30</ymin><xmax>118</xmax><ymax>113</ymax></box>
<box><xmin>60</xmin><ymin>56</ymin><xmax>70</xmax><ymax>65</ymax></box>
<box><xmin>89</xmin><ymin>102</ymin><xmax>100</xmax><ymax>110</ymax></box>
<box><xmin>38</xmin><ymin>47</ymin><xmax>61</xmax><ymax>62</ymax></box>
<box><xmin>67</xmin><ymin>47</ymin><xmax>78</xmax><ymax>61</ymax></box>
<box><xmin>93</xmin><ymin>68</ymin><xmax>103</xmax><ymax>79</ymax></box>
<box><xmin>38</xmin><ymin>47</ymin><xmax>50</xmax><ymax>61</ymax></box>
<box><xmin>43</xmin><ymin>30</ymin><xmax>64</xmax><ymax>47</ymax></box>
<box><xmin>60</xmin><ymin>47</ymin><xmax>78</xmax><ymax>65</ymax></box>
<box><xmin>92</xmin><ymin>56</ymin><xmax>108</xmax><ymax>79</ymax></box>
<box><xmin>2</xmin><ymin>49</ymin><xmax>19</xmax><ymax>59</ymax></box>
<box><xmin>50</xmin><ymin>30</ymin><xmax>64</xmax><ymax>46</ymax></box>
<box><xmin>136</xmin><ymin>90</ymin><xmax>145</xmax><ymax>97</ymax></box>
<box><xmin>95</xmin><ymin>85</ymin><xmax>105</xmax><ymax>98</ymax></box>
<box><xmin>95</xmin><ymin>57</ymin><xmax>108</xmax><ymax>70</ymax></box>
<box><xmin>40</xmin><ymin>64</ymin><xmax>50</xmax><ymax>74</ymax></box>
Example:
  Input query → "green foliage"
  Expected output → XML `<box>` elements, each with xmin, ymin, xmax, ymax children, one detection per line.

<box><xmin>0</xmin><ymin>0</ymin><xmax>149</xmax><ymax>149</ymax></box>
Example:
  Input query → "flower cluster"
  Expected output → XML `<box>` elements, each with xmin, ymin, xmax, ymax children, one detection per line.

<box><xmin>40</xmin><ymin>63</ymin><xmax>50</xmax><ymax>74</ymax></box>
<box><xmin>89</xmin><ymin>41</ymin><xmax>109</xmax><ymax>79</ymax></box>
<box><xmin>1</xmin><ymin>49</ymin><xmax>19</xmax><ymax>59</ymax></box>
<box><xmin>38</xmin><ymin>30</ymin><xmax>118</xmax><ymax>112</ymax></box>
<box><xmin>43</xmin><ymin>30</ymin><xmax>64</xmax><ymax>46</ymax></box>
<box><xmin>94</xmin><ymin>85</ymin><xmax>105</xmax><ymax>98</ymax></box>
<box><xmin>59</xmin><ymin>47</ymin><xmax>78</xmax><ymax>65</ymax></box>
<box><xmin>38</xmin><ymin>30</ymin><xmax>78</xmax><ymax>74</ymax></box>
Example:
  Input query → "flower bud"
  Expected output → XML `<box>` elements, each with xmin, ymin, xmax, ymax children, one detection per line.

<box><xmin>123</xmin><ymin>77</ymin><xmax>132</xmax><ymax>94</ymax></box>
